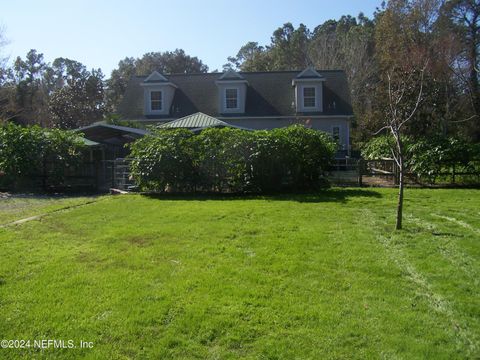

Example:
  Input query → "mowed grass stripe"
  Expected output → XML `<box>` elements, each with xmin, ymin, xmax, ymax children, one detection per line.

<box><xmin>369</xmin><ymin>210</ymin><xmax>479</xmax><ymax>357</ymax></box>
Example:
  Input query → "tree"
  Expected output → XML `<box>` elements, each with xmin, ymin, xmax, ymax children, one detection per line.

<box><xmin>48</xmin><ymin>68</ymin><xmax>105</xmax><ymax>129</ymax></box>
<box><xmin>373</xmin><ymin>0</ymin><xmax>462</xmax><ymax>139</ymax></box>
<box><xmin>0</xmin><ymin>26</ymin><xmax>8</xmax><ymax>77</ymax></box>
<box><xmin>225</xmin><ymin>23</ymin><xmax>312</xmax><ymax>71</ymax></box>
<box><xmin>269</xmin><ymin>23</ymin><xmax>311</xmax><ymax>70</ymax></box>
<box><xmin>443</xmin><ymin>0</ymin><xmax>480</xmax><ymax>140</ymax></box>
<box><xmin>135</xmin><ymin>49</ymin><xmax>208</xmax><ymax>75</ymax></box>
<box><xmin>0</xmin><ymin>26</ymin><xmax>14</xmax><ymax>123</ymax></box>
<box><xmin>224</xmin><ymin>42</ymin><xmax>272</xmax><ymax>71</ymax></box>
<box><xmin>12</xmin><ymin>49</ymin><xmax>50</xmax><ymax>124</ymax></box>
<box><xmin>1</xmin><ymin>50</ymin><xmax>107</xmax><ymax>128</ymax></box>
<box><xmin>377</xmin><ymin>66</ymin><xmax>426</xmax><ymax>230</ymax></box>
<box><xmin>225</xmin><ymin>17</ymin><xmax>379</xmax><ymax>142</ymax></box>
<box><xmin>105</xmin><ymin>57</ymin><xmax>136</xmax><ymax>111</ymax></box>
<box><xmin>50</xmin><ymin>57</ymin><xmax>90</xmax><ymax>88</ymax></box>
<box><xmin>309</xmin><ymin>14</ymin><xmax>377</xmax><ymax>142</ymax></box>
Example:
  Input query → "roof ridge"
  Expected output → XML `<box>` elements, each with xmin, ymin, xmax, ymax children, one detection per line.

<box><xmin>134</xmin><ymin>69</ymin><xmax>346</xmax><ymax>78</ymax></box>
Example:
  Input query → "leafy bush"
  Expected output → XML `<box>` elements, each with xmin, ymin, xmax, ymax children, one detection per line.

<box><xmin>129</xmin><ymin>125</ymin><xmax>336</xmax><ymax>193</ymax></box>
<box><xmin>361</xmin><ymin>135</ymin><xmax>413</xmax><ymax>160</ymax></box>
<box><xmin>250</xmin><ymin>127</ymin><xmax>337</xmax><ymax>192</ymax></box>
<box><xmin>408</xmin><ymin>137</ymin><xmax>479</xmax><ymax>182</ymax></box>
<box><xmin>0</xmin><ymin>123</ymin><xmax>85</xmax><ymax>190</ymax></box>
<box><xmin>192</xmin><ymin>128</ymin><xmax>254</xmax><ymax>192</ymax></box>
<box><xmin>361</xmin><ymin>135</ymin><xmax>479</xmax><ymax>183</ymax></box>
<box><xmin>129</xmin><ymin>129</ymin><xmax>196</xmax><ymax>192</ymax></box>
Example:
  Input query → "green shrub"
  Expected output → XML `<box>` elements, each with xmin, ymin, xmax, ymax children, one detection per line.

<box><xmin>249</xmin><ymin>126</ymin><xmax>336</xmax><ymax>192</ymax></box>
<box><xmin>361</xmin><ymin>135</ymin><xmax>413</xmax><ymax>160</ymax></box>
<box><xmin>129</xmin><ymin>129</ymin><xmax>196</xmax><ymax>192</ymax></box>
<box><xmin>0</xmin><ymin>123</ymin><xmax>85</xmax><ymax>190</ymax></box>
<box><xmin>192</xmin><ymin>128</ymin><xmax>254</xmax><ymax>192</ymax></box>
<box><xmin>129</xmin><ymin>125</ymin><xmax>336</xmax><ymax>193</ymax></box>
<box><xmin>361</xmin><ymin>135</ymin><xmax>479</xmax><ymax>183</ymax></box>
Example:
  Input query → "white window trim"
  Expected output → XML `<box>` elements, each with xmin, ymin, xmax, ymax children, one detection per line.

<box><xmin>150</xmin><ymin>90</ymin><xmax>163</xmax><ymax>112</ymax></box>
<box><xmin>224</xmin><ymin>87</ymin><xmax>240</xmax><ymax>111</ymax></box>
<box><xmin>303</xmin><ymin>86</ymin><xmax>317</xmax><ymax>108</ymax></box>
<box><xmin>297</xmin><ymin>83</ymin><xmax>322</xmax><ymax>112</ymax></box>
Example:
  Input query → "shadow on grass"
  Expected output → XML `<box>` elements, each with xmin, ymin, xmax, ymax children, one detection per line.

<box><xmin>141</xmin><ymin>188</ymin><xmax>382</xmax><ymax>204</ymax></box>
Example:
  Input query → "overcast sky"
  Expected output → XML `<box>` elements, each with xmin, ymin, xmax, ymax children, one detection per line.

<box><xmin>1</xmin><ymin>0</ymin><xmax>381</xmax><ymax>76</ymax></box>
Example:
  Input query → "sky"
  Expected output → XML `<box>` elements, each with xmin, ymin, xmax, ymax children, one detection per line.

<box><xmin>1</xmin><ymin>0</ymin><xmax>381</xmax><ymax>76</ymax></box>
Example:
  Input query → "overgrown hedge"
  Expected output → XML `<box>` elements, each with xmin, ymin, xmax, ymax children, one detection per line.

<box><xmin>129</xmin><ymin>125</ymin><xmax>337</xmax><ymax>193</ymax></box>
<box><xmin>0</xmin><ymin>123</ymin><xmax>86</xmax><ymax>190</ymax></box>
<box><xmin>361</xmin><ymin>135</ymin><xmax>480</xmax><ymax>183</ymax></box>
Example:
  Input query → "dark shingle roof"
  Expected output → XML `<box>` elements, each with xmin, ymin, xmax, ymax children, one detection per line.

<box><xmin>117</xmin><ymin>70</ymin><xmax>353</xmax><ymax>120</ymax></box>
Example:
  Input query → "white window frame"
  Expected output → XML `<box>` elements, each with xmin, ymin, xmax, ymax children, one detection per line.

<box><xmin>150</xmin><ymin>90</ymin><xmax>163</xmax><ymax>111</ymax></box>
<box><xmin>224</xmin><ymin>87</ymin><xmax>239</xmax><ymax>110</ymax></box>
<box><xmin>303</xmin><ymin>86</ymin><xmax>316</xmax><ymax>108</ymax></box>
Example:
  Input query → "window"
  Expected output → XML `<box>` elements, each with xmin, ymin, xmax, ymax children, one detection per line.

<box><xmin>225</xmin><ymin>88</ymin><xmax>238</xmax><ymax>109</ymax></box>
<box><xmin>303</xmin><ymin>87</ymin><xmax>316</xmax><ymax>108</ymax></box>
<box><xmin>150</xmin><ymin>91</ymin><xmax>162</xmax><ymax>111</ymax></box>
<box><xmin>332</xmin><ymin>126</ymin><xmax>340</xmax><ymax>142</ymax></box>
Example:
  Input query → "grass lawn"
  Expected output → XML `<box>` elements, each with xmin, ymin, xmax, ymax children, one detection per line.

<box><xmin>0</xmin><ymin>188</ymin><xmax>479</xmax><ymax>359</ymax></box>
<box><xmin>0</xmin><ymin>195</ymin><xmax>98</xmax><ymax>225</ymax></box>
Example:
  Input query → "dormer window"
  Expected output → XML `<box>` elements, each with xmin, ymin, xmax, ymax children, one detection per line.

<box><xmin>150</xmin><ymin>91</ymin><xmax>162</xmax><ymax>111</ymax></box>
<box><xmin>216</xmin><ymin>70</ymin><xmax>248</xmax><ymax>114</ymax></box>
<box><xmin>141</xmin><ymin>71</ymin><xmax>177</xmax><ymax>116</ymax></box>
<box><xmin>303</xmin><ymin>87</ymin><xmax>316</xmax><ymax>108</ymax></box>
<box><xmin>225</xmin><ymin>88</ymin><xmax>239</xmax><ymax>109</ymax></box>
<box><xmin>293</xmin><ymin>67</ymin><xmax>325</xmax><ymax>113</ymax></box>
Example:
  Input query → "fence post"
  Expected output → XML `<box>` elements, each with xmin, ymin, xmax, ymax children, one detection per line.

<box><xmin>111</xmin><ymin>160</ymin><xmax>115</xmax><ymax>189</ymax></box>
<box><xmin>452</xmin><ymin>163</ymin><xmax>456</xmax><ymax>184</ymax></box>
<box><xmin>357</xmin><ymin>159</ymin><xmax>363</xmax><ymax>187</ymax></box>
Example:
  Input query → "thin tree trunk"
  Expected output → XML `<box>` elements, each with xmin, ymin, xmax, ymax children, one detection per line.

<box><xmin>395</xmin><ymin>136</ymin><xmax>404</xmax><ymax>230</ymax></box>
<box><xmin>396</xmin><ymin>162</ymin><xmax>404</xmax><ymax>230</ymax></box>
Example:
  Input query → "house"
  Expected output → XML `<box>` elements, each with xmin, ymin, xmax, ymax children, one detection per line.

<box><xmin>117</xmin><ymin>67</ymin><xmax>353</xmax><ymax>157</ymax></box>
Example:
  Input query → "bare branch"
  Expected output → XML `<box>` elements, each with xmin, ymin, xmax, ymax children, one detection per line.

<box><xmin>448</xmin><ymin>114</ymin><xmax>479</xmax><ymax>123</ymax></box>
<box><xmin>398</xmin><ymin>64</ymin><xmax>427</xmax><ymax>130</ymax></box>
<box><xmin>373</xmin><ymin>125</ymin><xmax>390</xmax><ymax>136</ymax></box>
<box><xmin>387</xmin><ymin>73</ymin><xmax>396</xmax><ymax>123</ymax></box>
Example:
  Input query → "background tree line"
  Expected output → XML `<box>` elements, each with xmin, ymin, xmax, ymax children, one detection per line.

<box><xmin>0</xmin><ymin>46</ymin><xmax>208</xmax><ymax>129</ymax></box>
<box><xmin>0</xmin><ymin>0</ymin><xmax>479</xmax><ymax>147</ymax></box>
<box><xmin>225</xmin><ymin>0</ymin><xmax>480</xmax><ymax>144</ymax></box>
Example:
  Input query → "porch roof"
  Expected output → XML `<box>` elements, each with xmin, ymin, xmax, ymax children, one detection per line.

<box><xmin>158</xmin><ymin>112</ymin><xmax>251</xmax><ymax>131</ymax></box>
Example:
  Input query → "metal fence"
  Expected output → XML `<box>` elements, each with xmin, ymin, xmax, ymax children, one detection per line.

<box><xmin>7</xmin><ymin>161</ymin><xmax>99</xmax><ymax>192</ymax></box>
<box><xmin>328</xmin><ymin>158</ymin><xmax>480</xmax><ymax>187</ymax></box>
<box><xmin>25</xmin><ymin>157</ymin><xmax>477</xmax><ymax>192</ymax></box>
<box><xmin>111</xmin><ymin>158</ymin><xmax>136</xmax><ymax>191</ymax></box>
<box><xmin>328</xmin><ymin>158</ymin><xmax>403</xmax><ymax>187</ymax></box>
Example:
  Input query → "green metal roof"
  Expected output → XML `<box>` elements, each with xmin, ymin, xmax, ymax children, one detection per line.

<box><xmin>159</xmin><ymin>112</ymin><xmax>235</xmax><ymax>129</ymax></box>
<box><xmin>81</xmin><ymin>138</ymin><xmax>101</xmax><ymax>146</ymax></box>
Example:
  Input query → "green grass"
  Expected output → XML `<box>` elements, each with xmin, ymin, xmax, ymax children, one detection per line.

<box><xmin>0</xmin><ymin>195</ymin><xmax>98</xmax><ymax>225</ymax></box>
<box><xmin>0</xmin><ymin>189</ymin><xmax>479</xmax><ymax>359</ymax></box>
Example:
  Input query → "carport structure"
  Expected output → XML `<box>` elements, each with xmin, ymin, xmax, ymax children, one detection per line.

<box><xmin>77</xmin><ymin>123</ymin><xmax>150</xmax><ymax>159</ymax></box>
